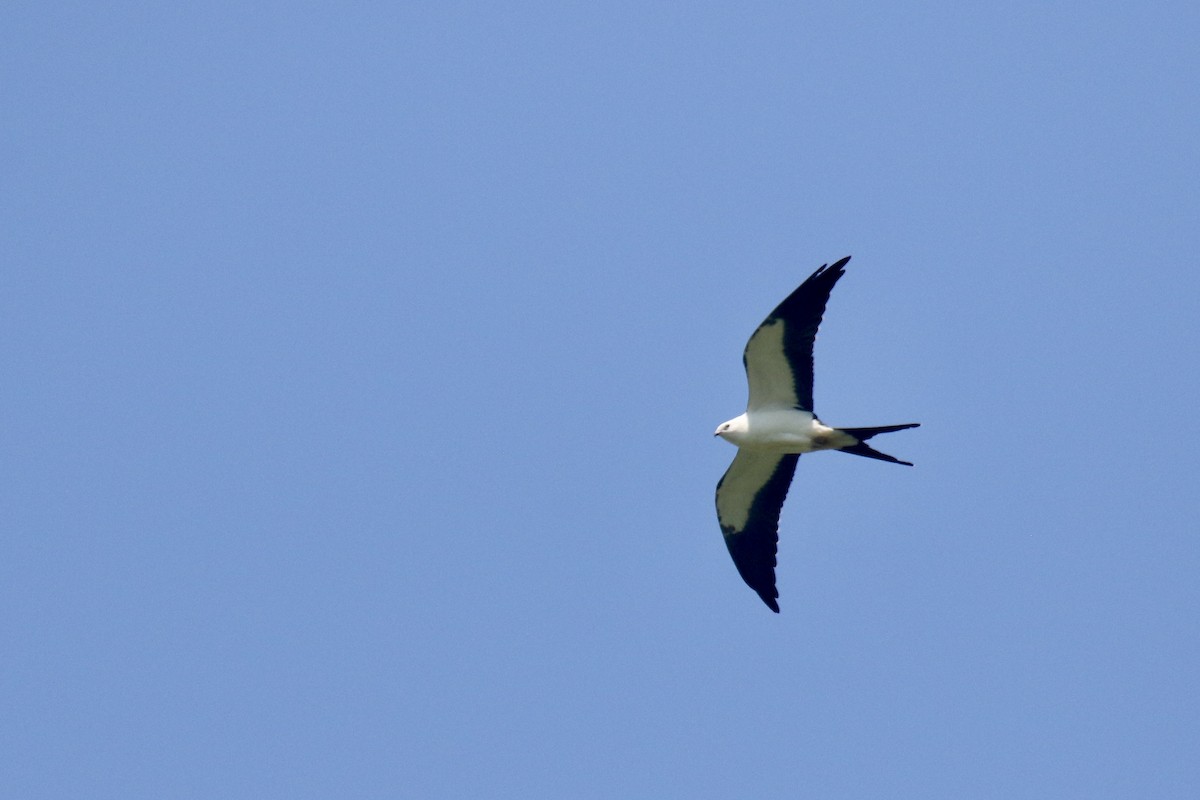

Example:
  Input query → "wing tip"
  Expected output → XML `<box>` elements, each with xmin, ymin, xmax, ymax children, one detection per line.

<box><xmin>815</xmin><ymin>254</ymin><xmax>851</xmax><ymax>278</ymax></box>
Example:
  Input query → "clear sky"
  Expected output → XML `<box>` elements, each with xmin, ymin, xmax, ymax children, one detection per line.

<box><xmin>4</xmin><ymin>2</ymin><xmax>1199</xmax><ymax>798</ymax></box>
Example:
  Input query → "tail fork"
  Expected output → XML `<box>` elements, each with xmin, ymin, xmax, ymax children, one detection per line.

<box><xmin>836</xmin><ymin>423</ymin><xmax>920</xmax><ymax>466</ymax></box>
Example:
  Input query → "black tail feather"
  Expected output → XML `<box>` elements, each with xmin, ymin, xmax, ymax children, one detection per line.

<box><xmin>836</xmin><ymin>423</ymin><xmax>919</xmax><ymax>466</ymax></box>
<box><xmin>839</xmin><ymin>423</ymin><xmax>920</xmax><ymax>440</ymax></box>
<box><xmin>838</xmin><ymin>441</ymin><xmax>913</xmax><ymax>466</ymax></box>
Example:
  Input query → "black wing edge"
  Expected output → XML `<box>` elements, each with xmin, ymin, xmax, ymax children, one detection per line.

<box><xmin>717</xmin><ymin>454</ymin><xmax>801</xmax><ymax>613</ymax></box>
<box><xmin>764</xmin><ymin>256</ymin><xmax>850</xmax><ymax>326</ymax></box>
<box><xmin>756</xmin><ymin>256</ymin><xmax>850</xmax><ymax>413</ymax></box>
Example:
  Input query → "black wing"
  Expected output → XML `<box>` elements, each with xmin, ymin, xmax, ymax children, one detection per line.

<box><xmin>742</xmin><ymin>256</ymin><xmax>848</xmax><ymax>413</ymax></box>
<box><xmin>715</xmin><ymin>450</ymin><xmax>801</xmax><ymax>613</ymax></box>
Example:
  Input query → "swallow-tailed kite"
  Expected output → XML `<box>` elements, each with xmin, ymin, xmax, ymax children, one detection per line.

<box><xmin>714</xmin><ymin>256</ymin><xmax>919</xmax><ymax>612</ymax></box>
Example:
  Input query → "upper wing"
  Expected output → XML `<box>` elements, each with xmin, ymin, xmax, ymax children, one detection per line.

<box><xmin>742</xmin><ymin>257</ymin><xmax>849</xmax><ymax>413</ymax></box>
<box><xmin>715</xmin><ymin>449</ymin><xmax>801</xmax><ymax>613</ymax></box>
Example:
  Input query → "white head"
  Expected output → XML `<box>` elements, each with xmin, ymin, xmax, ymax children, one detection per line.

<box><xmin>713</xmin><ymin>414</ymin><xmax>749</xmax><ymax>445</ymax></box>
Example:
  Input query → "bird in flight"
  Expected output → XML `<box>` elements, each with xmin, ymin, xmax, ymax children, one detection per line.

<box><xmin>714</xmin><ymin>256</ymin><xmax>918</xmax><ymax>612</ymax></box>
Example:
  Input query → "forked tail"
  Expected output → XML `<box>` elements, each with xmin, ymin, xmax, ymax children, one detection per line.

<box><xmin>836</xmin><ymin>423</ymin><xmax>920</xmax><ymax>466</ymax></box>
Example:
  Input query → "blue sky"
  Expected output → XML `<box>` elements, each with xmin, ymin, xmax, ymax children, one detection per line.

<box><xmin>4</xmin><ymin>2</ymin><xmax>1199</xmax><ymax>798</ymax></box>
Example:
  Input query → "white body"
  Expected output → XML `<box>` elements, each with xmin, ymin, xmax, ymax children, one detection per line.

<box><xmin>714</xmin><ymin>409</ymin><xmax>856</xmax><ymax>453</ymax></box>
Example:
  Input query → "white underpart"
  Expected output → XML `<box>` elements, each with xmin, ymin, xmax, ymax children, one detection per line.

<box><xmin>716</xmin><ymin>409</ymin><xmax>857</xmax><ymax>453</ymax></box>
<box><xmin>742</xmin><ymin>320</ymin><xmax>800</xmax><ymax>411</ymax></box>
